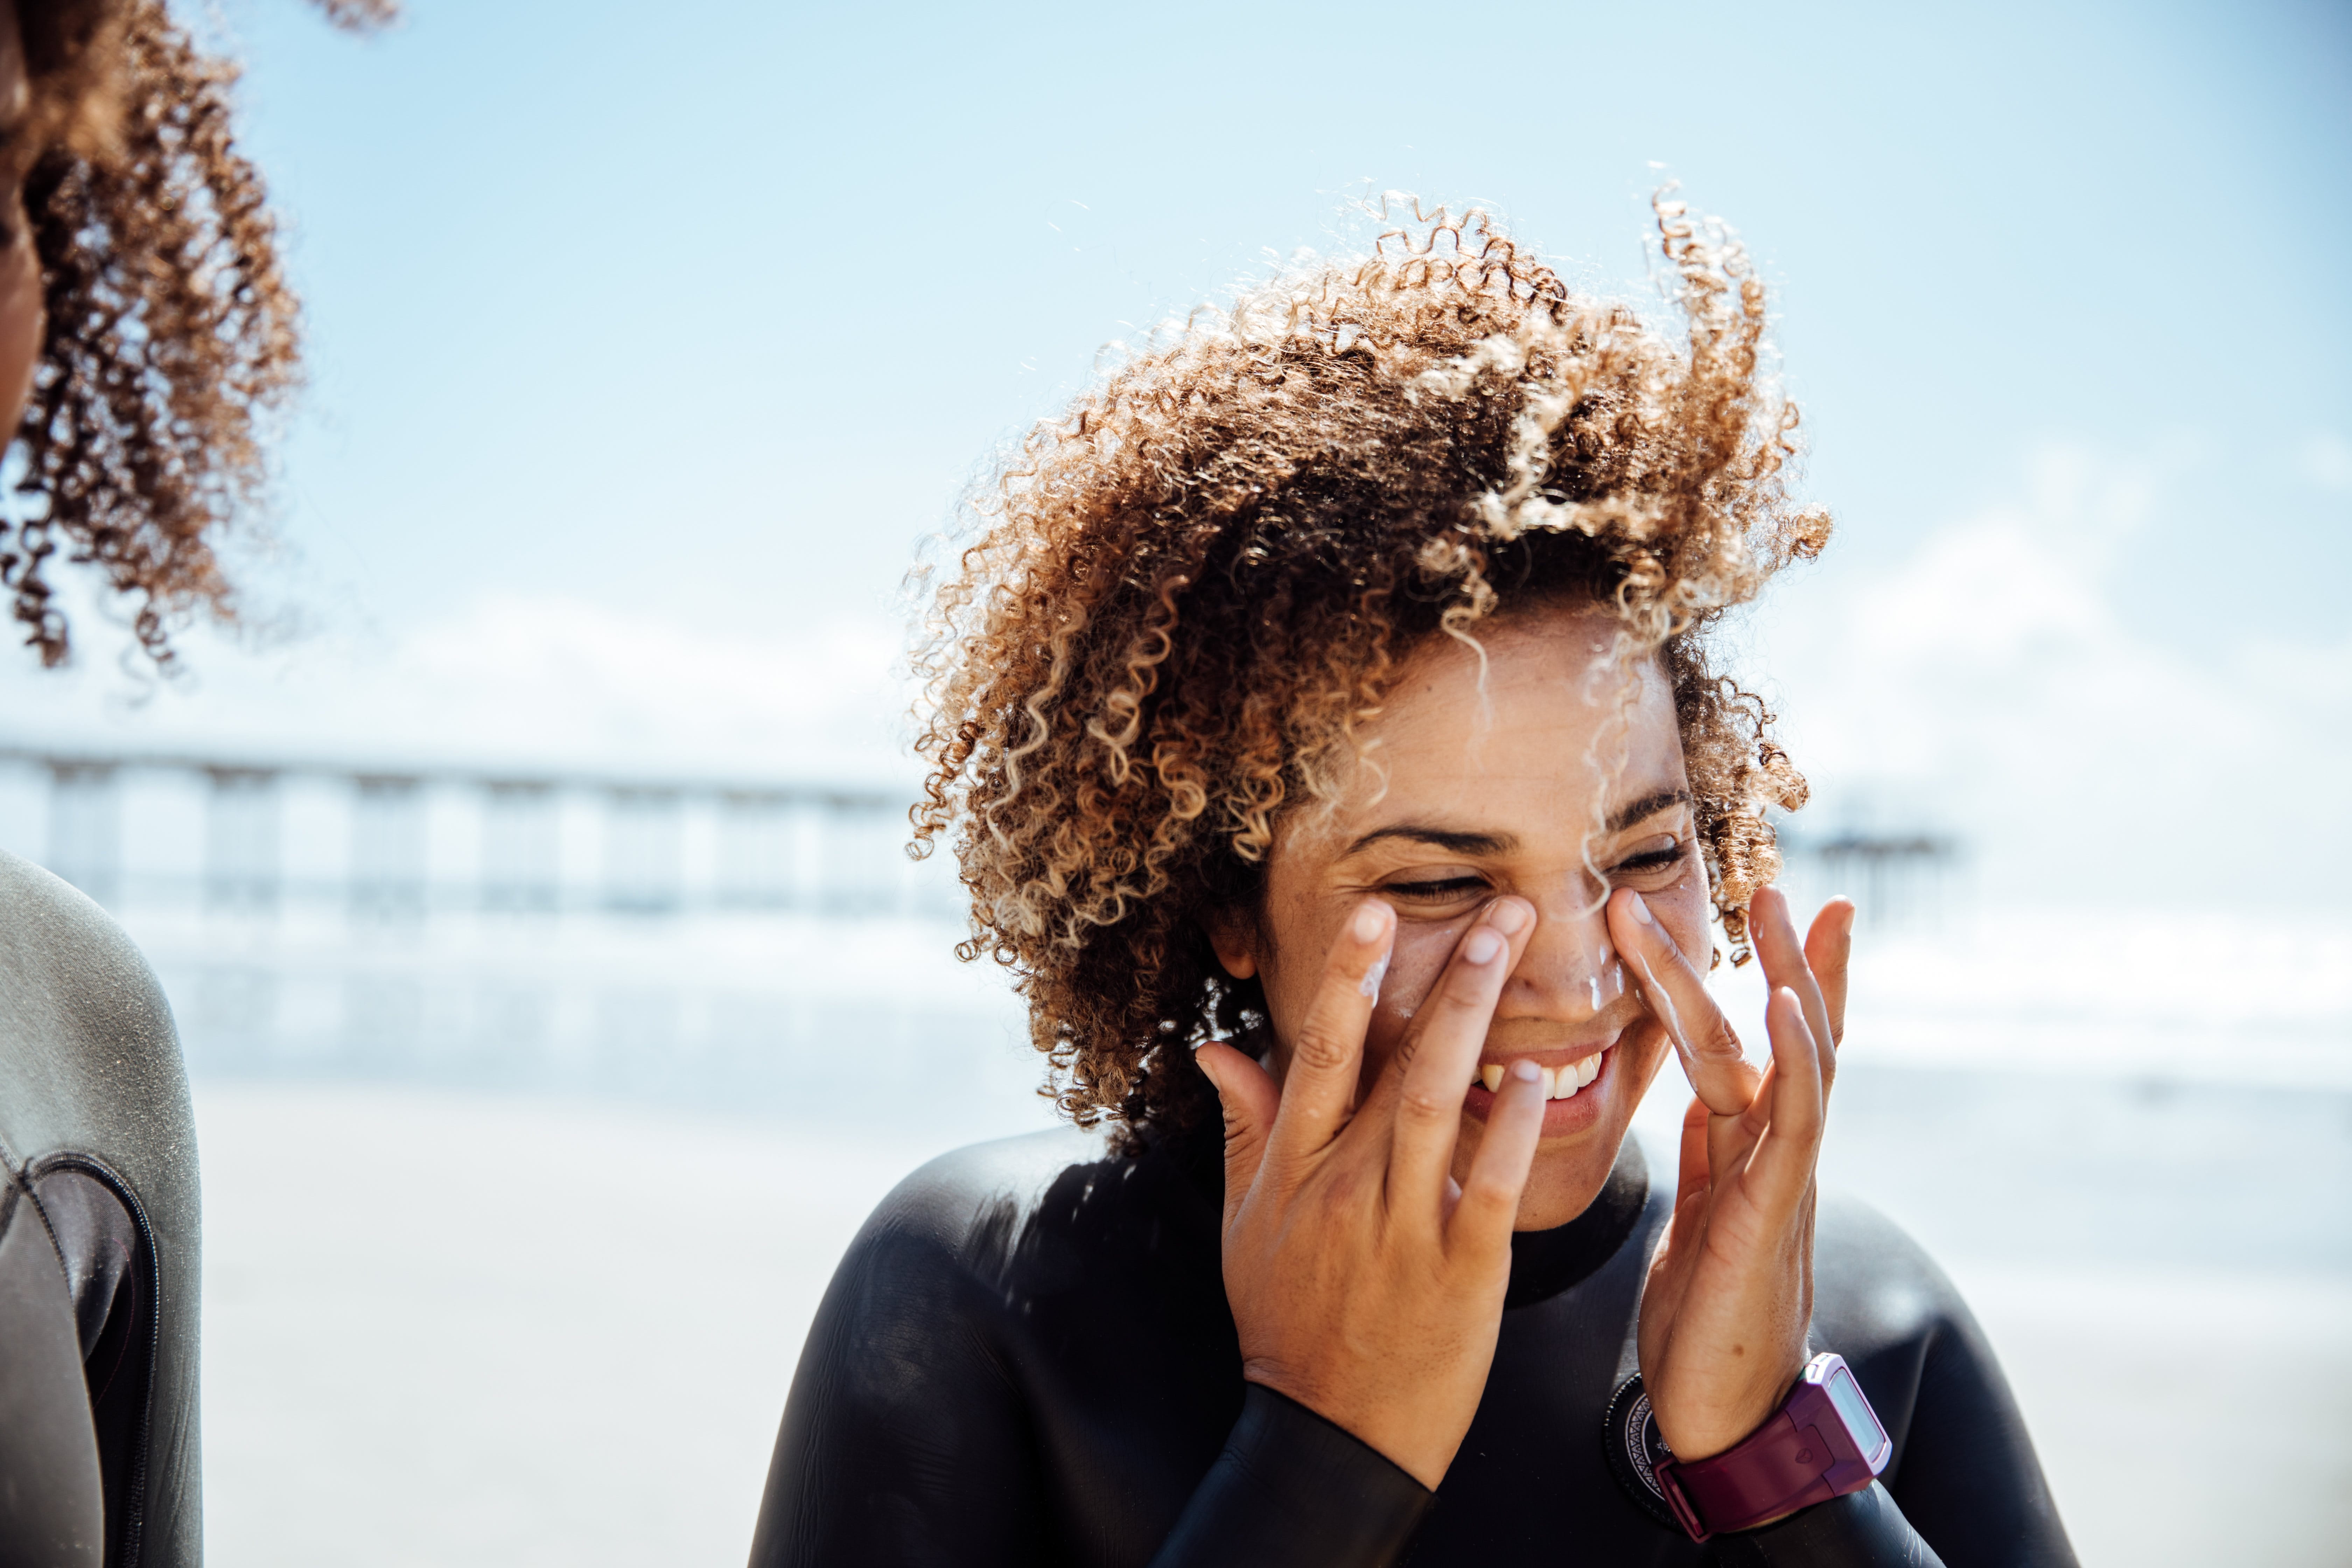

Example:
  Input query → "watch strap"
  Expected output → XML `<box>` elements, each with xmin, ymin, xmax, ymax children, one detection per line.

<box><xmin>1650</xmin><ymin>1352</ymin><xmax>1892</xmax><ymax>1542</ymax></box>
<box><xmin>1655</xmin><ymin>1407</ymin><xmax>1846</xmax><ymax>1539</ymax></box>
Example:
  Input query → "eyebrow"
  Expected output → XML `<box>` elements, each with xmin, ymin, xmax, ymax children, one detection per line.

<box><xmin>1342</xmin><ymin>825</ymin><xmax>1518</xmax><ymax>858</ymax></box>
<box><xmin>1606</xmin><ymin>788</ymin><xmax>1695</xmax><ymax>834</ymax></box>
<box><xmin>1339</xmin><ymin>788</ymin><xmax>1693</xmax><ymax>860</ymax></box>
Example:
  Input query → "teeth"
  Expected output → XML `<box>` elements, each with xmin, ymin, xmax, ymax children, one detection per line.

<box><xmin>1482</xmin><ymin>1053</ymin><xmax>1609</xmax><ymax>1100</ymax></box>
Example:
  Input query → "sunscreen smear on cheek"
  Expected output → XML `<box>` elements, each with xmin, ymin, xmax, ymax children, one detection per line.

<box><xmin>1370</xmin><ymin>919</ymin><xmax>1470</xmax><ymax>1028</ymax></box>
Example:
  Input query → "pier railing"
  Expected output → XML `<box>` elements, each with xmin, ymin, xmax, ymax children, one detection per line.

<box><xmin>0</xmin><ymin>741</ymin><xmax>1959</xmax><ymax>1110</ymax></box>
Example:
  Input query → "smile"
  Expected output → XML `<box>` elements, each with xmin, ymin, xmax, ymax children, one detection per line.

<box><xmin>1475</xmin><ymin>1046</ymin><xmax>1609</xmax><ymax>1101</ymax></box>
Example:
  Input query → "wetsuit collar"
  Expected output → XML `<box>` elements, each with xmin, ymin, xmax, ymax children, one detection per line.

<box><xmin>1503</xmin><ymin>1135</ymin><xmax>1650</xmax><ymax>1308</ymax></box>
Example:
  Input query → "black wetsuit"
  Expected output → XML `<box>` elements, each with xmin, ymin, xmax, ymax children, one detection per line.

<box><xmin>0</xmin><ymin>851</ymin><xmax>202</xmax><ymax>1568</ymax></box>
<box><xmin>750</xmin><ymin>1120</ymin><xmax>2076</xmax><ymax>1567</ymax></box>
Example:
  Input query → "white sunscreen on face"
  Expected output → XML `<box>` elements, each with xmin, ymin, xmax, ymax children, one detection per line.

<box><xmin>1578</xmin><ymin>944</ymin><xmax>1629</xmax><ymax>1015</ymax></box>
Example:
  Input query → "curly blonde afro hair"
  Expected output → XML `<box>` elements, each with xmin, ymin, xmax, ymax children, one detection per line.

<box><xmin>1</xmin><ymin>0</ymin><xmax>391</xmax><ymax>668</ymax></box>
<box><xmin>913</xmin><ymin>195</ymin><xmax>1832</xmax><ymax>1142</ymax></box>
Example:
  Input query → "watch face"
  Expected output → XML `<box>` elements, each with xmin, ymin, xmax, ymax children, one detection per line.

<box><xmin>1822</xmin><ymin>1364</ymin><xmax>1890</xmax><ymax>1462</ymax></box>
<box><xmin>1601</xmin><ymin>1373</ymin><xmax>1680</xmax><ymax>1531</ymax></box>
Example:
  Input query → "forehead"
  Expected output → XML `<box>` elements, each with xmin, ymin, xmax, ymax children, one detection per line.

<box><xmin>1331</xmin><ymin>607</ymin><xmax>1683</xmax><ymax>831</ymax></box>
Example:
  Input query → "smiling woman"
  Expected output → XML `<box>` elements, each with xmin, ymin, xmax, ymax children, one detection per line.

<box><xmin>750</xmin><ymin>202</ymin><xmax>2078</xmax><ymax>1567</ymax></box>
<box><xmin>909</xmin><ymin>199</ymin><xmax>1822</xmax><ymax>1146</ymax></box>
<box><xmin>1208</xmin><ymin>611</ymin><xmax>1719</xmax><ymax>1231</ymax></box>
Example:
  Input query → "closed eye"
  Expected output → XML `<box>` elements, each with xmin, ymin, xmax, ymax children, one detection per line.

<box><xmin>1382</xmin><ymin>875</ymin><xmax>1491</xmax><ymax>903</ymax></box>
<box><xmin>1615</xmin><ymin>849</ymin><xmax>1682</xmax><ymax>873</ymax></box>
<box><xmin>1610</xmin><ymin>841</ymin><xmax>1691</xmax><ymax>878</ymax></box>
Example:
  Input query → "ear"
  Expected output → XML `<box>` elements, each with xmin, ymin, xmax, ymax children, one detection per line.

<box><xmin>1201</xmin><ymin>904</ymin><xmax>1261</xmax><ymax>980</ymax></box>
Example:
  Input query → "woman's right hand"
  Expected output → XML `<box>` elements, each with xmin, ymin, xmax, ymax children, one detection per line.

<box><xmin>1192</xmin><ymin>895</ymin><xmax>1551</xmax><ymax>1489</ymax></box>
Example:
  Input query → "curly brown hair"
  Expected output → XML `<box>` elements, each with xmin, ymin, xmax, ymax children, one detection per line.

<box><xmin>0</xmin><ymin>0</ymin><xmax>388</xmax><ymax>669</ymax></box>
<box><xmin>913</xmin><ymin>195</ymin><xmax>1832</xmax><ymax>1144</ymax></box>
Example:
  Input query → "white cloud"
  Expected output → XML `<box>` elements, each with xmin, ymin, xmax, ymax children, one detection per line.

<box><xmin>1750</xmin><ymin>446</ymin><xmax>2352</xmax><ymax>906</ymax></box>
<box><xmin>1846</xmin><ymin>513</ymin><xmax>2111</xmax><ymax>665</ymax></box>
<box><xmin>2299</xmin><ymin>433</ymin><xmax>2352</xmax><ymax>495</ymax></box>
<box><xmin>0</xmin><ymin>594</ymin><xmax>921</xmax><ymax>786</ymax></box>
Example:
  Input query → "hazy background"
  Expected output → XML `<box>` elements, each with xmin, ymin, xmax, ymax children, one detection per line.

<box><xmin>1</xmin><ymin>1</ymin><xmax>2346</xmax><ymax>1563</ymax></box>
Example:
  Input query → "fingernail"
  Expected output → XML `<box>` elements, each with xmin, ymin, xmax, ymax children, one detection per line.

<box><xmin>1508</xmin><ymin>1058</ymin><xmax>1542</xmax><ymax>1084</ymax></box>
<box><xmin>1488</xmin><ymin>898</ymin><xmax>1532</xmax><ymax>936</ymax></box>
<box><xmin>1463</xmin><ymin>927</ymin><xmax>1505</xmax><ymax>965</ymax></box>
<box><xmin>1352</xmin><ymin>902</ymin><xmax>1388</xmax><ymax>944</ymax></box>
<box><xmin>1627</xmin><ymin>891</ymin><xmax>1654</xmax><ymax>925</ymax></box>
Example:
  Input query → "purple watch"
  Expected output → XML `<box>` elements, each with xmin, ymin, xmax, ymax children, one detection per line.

<box><xmin>1643</xmin><ymin>1352</ymin><xmax>1893</xmax><ymax>1541</ymax></box>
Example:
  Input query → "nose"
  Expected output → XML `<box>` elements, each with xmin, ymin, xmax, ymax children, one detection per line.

<box><xmin>1503</xmin><ymin>886</ymin><xmax>1629</xmax><ymax>1022</ymax></box>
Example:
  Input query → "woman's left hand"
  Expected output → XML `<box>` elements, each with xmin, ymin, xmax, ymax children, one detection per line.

<box><xmin>1605</xmin><ymin>884</ymin><xmax>1854</xmax><ymax>1462</ymax></box>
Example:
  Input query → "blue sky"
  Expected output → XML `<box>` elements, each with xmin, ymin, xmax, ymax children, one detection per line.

<box><xmin>7</xmin><ymin>0</ymin><xmax>2348</xmax><ymax>905</ymax></box>
<box><xmin>208</xmin><ymin>0</ymin><xmax>2350</xmax><ymax>628</ymax></box>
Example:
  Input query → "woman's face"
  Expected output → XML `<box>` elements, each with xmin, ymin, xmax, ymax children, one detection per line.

<box><xmin>1209</xmin><ymin>601</ymin><xmax>1712</xmax><ymax>1230</ymax></box>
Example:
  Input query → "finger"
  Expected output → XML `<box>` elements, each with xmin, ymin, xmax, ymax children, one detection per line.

<box><xmin>1744</xmin><ymin>986</ymin><xmax>1826</xmax><ymax>1212</ymax></box>
<box><xmin>1675</xmin><ymin>1093</ymin><xmax>1712</xmax><ymax>1209</ymax></box>
<box><xmin>1799</xmin><ymin>1184</ymin><xmax>1818</xmax><ymax>1323</ymax></box>
<box><xmin>1803</xmin><ymin>897</ymin><xmax>1855</xmax><ymax>1048</ymax></box>
<box><xmin>1388</xmin><ymin>897</ymin><xmax>1535</xmax><ymax>1206</ymax></box>
<box><xmin>1608</xmin><ymin>888</ymin><xmax>1759</xmax><ymax>1115</ymax></box>
<box><xmin>1659</xmin><ymin>1095</ymin><xmax>1714</xmax><ymax>1288</ymax></box>
<box><xmin>1704</xmin><ymin>1053</ymin><xmax>1772</xmax><ymax>1207</ymax></box>
<box><xmin>1195</xmin><ymin>1043</ymin><xmax>1281</xmax><ymax>1228</ymax></box>
<box><xmin>1720</xmin><ymin>1056</ymin><xmax>1775</xmax><ymax>1175</ymax></box>
<box><xmin>1262</xmin><ymin>899</ymin><xmax>1393</xmax><ymax>1173</ymax></box>
<box><xmin>1748</xmin><ymin>887</ymin><xmax>1835</xmax><ymax>1084</ymax></box>
<box><xmin>1448</xmin><ymin>1057</ymin><xmax>1546</xmax><ymax>1260</ymax></box>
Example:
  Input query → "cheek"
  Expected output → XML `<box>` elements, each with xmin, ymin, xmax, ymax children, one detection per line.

<box><xmin>1363</xmin><ymin>917</ymin><xmax>1473</xmax><ymax>1060</ymax></box>
<box><xmin>1656</xmin><ymin>870</ymin><xmax>1713</xmax><ymax>965</ymax></box>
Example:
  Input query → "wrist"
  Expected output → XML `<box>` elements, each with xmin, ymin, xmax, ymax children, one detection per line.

<box><xmin>1613</xmin><ymin>1353</ymin><xmax>1894</xmax><ymax>1544</ymax></box>
<box><xmin>1647</xmin><ymin>1338</ymin><xmax>1811</xmax><ymax>1461</ymax></box>
<box><xmin>1652</xmin><ymin>1377</ymin><xmax>1801</xmax><ymax>1463</ymax></box>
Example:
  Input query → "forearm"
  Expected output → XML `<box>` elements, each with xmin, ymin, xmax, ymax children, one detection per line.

<box><xmin>1146</xmin><ymin>1384</ymin><xmax>1434</xmax><ymax>1568</ymax></box>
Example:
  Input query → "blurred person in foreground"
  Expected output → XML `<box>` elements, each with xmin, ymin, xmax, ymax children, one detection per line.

<box><xmin>0</xmin><ymin>2</ymin><xmax>385</xmax><ymax>1564</ymax></box>
<box><xmin>750</xmin><ymin>202</ymin><xmax>2077</xmax><ymax>1568</ymax></box>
